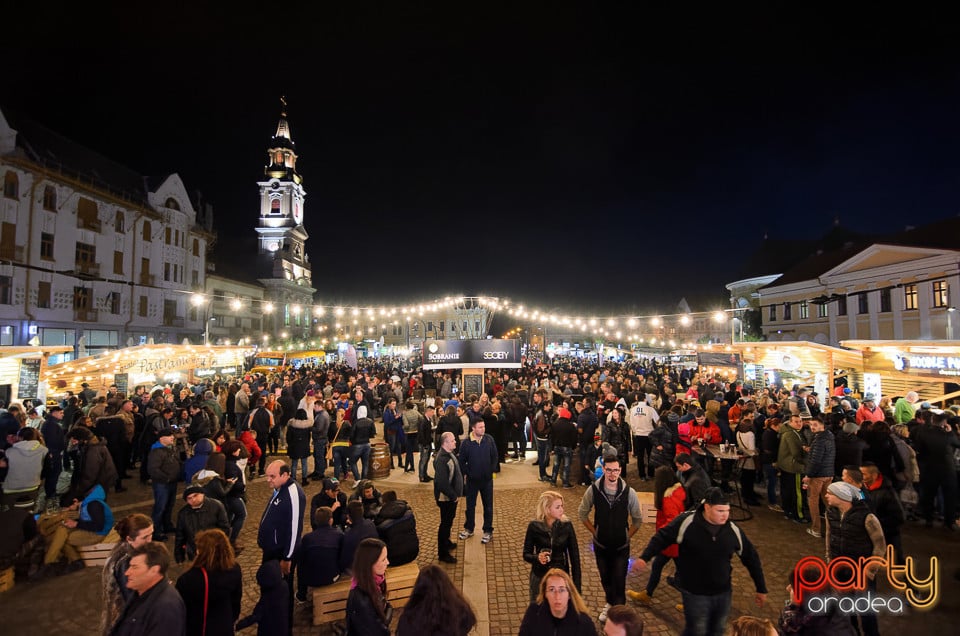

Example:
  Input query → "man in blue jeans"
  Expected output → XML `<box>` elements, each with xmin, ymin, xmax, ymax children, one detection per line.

<box><xmin>146</xmin><ymin>427</ymin><xmax>182</xmax><ymax>541</ymax></box>
<box><xmin>633</xmin><ymin>488</ymin><xmax>767</xmax><ymax>636</ymax></box>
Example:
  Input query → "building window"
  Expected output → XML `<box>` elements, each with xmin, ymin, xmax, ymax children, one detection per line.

<box><xmin>114</xmin><ymin>251</ymin><xmax>124</xmax><ymax>274</ymax></box>
<box><xmin>165</xmin><ymin>197</ymin><xmax>180</xmax><ymax>211</ymax></box>
<box><xmin>3</xmin><ymin>171</ymin><xmax>18</xmax><ymax>198</ymax></box>
<box><xmin>427</xmin><ymin>321</ymin><xmax>434</xmax><ymax>333</ymax></box>
<box><xmin>42</xmin><ymin>186</ymin><xmax>56</xmax><ymax>211</ymax></box>
<box><xmin>114</xmin><ymin>212</ymin><xmax>124</xmax><ymax>233</ymax></box>
<box><xmin>817</xmin><ymin>302</ymin><xmax>828</xmax><ymax>318</ymax></box>
<box><xmin>37</xmin><ymin>281</ymin><xmax>51</xmax><ymax>308</ymax></box>
<box><xmin>191</xmin><ymin>270</ymin><xmax>199</xmax><ymax>286</ymax></box>
<box><xmin>880</xmin><ymin>288</ymin><xmax>892</xmax><ymax>313</ymax></box>
<box><xmin>165</xmin><ymin>227</ymin><xmax>172</xmax><ymax>245</ymax></box>
<box><xmin>904</xmin><ymin>284</ymin><xmax>918</xmax><ymax>310</ymax></box>
<box><xmin>858</xmin><ymin>293</ymin><xmax>869</xmax><ymax>314</ymax></box>
<box><xmin>40</xmin><ymin>233</ymin><xmax>55</xmax><ymax>260</ymax></box>
<box><xmin>933</xmin><ymin>280</ymin><xmax>949</xmax><ymax>308</ymax></box>
<box><xmin>193</xmin><ymin>239</ymin><xmax>200</xmax><ymax>256</ymax></box>
<box><xmin>77</xmin><ymin>197</ymin><xmax>100</xmax><ymax>231</ymax></box>
<box><xmin>475</xmin><ymin>321</ymin><xmax>481</xmax><ymax>332</ymax></box>
<box><xmin>783</xmin><ymin>303</ymin><xmax>792</xmax><ymax>321</ymax></box>
<box><xmin>73</xmin><ymin>286</ymin><xmax>91</xmax><ymax>310</ymax></box>
<box><xmin>142</xmin><ymin>221</ymin><xmax>152</xmax><ymax>241</ymax></box>
<box><xmin>108</xmin><ymin>291</ymin><xmax>121</xmax><ymax>314</ymax></box>
<box><xmin>251</xmin><ymin>318</ymin><xmax>260</xmax><ymax>331</ymax></box>
<box><xmin>75</xmin><ymin>242</ymin><xmax>96</xmax><ymax>267</ymax></box>
<box><xmin>837</xmin><ymin>295</ymin><xmax>847</xmax><ymax>316</ymax></box>
<box><xmin>768</xmin><ymin>304</ymin><xmax>776</xmax><ymax>321</ymax></box>
<box><xmin>0</xmin><ymin>324</ymin><xmax>13</xmax><ymax>345</ymax></box>
<box><xmin>138</xmin><ymin>296</ymin><xmax>148</xmax><ymax>317</ymax></box>
<box><xmin>799</xmin><ymin>301</ymin><xmax>809</xmax><ymax>319</ymax></box>
<box><xmin>271</xmin><ymin>198</ymin><xmax>281</xmax><ymax>214</ymax></box>
<box><xmin>164</xmin><ymin>262</ymin><xmax>171</xmax><ymax>282</ymax></box>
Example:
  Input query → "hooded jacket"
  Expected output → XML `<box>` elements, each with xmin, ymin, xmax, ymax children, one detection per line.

<box><xmin>2</xmin><ymin>439</ymin><xmax>48</xmax><ymax>491</ymax></box>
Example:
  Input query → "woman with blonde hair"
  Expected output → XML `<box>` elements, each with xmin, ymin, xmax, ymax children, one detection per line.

<box><xmin>175</xmin><ymin>528</ymin><xmax>243</xmax><ymax>636</ymax></box>
<box><xmin>519</xmin><ymin>568</ymin><xmax>597</xmax><ymax>635</ymax></box>
<box><xmin>522</xmin><ymin>490</ymin><xmax>582</xmax><ymax>603</ymax></box>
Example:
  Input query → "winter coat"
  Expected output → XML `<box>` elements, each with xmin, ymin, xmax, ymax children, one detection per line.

<box><xmin>235</xmin><ymin>560</ymin><xmax>288</xmax><ymax>636</ymax></box>
<box><xmin>183</xmin><ymin>438</ymin><xmax>215</xmax><ymax>484</ymax></box>
<box><xmin>345</xmin><ymin>585</ymin><xmax>390</xmax><ymax>636</ymax></box>
<box><xmin>109</xmin><ymin>579</ymin><xmax>186</xmax><ymax>636</ymax></box>
<box><xmin>518</xmin><ymin>600</ymin><xmax>597</xmax><ymax>636</ymax></box>
<box><xmin>175</xmin><ymin>564</ymin><xmax>243</xmax><ymax>636</ymax></box>
<box><xmin>1</xmin><ymin>440</ymin><xmax>47</xmax><ymax>491</ymax></box>
<box><xmin>805</xmin><ymin>429</ymin><xmax>836</xmax><ymax>478</ymax></box>
<box><xmin>375</xmin><ymin>501</ymin><xmax>419</xmax><ymax>565</ymax></box>
<box><xmin>777</xmin><ymin>425</ymin><xmax>807</xmax><ymax>474</ymax></box>
<box><xmin>174</xmin><ymin>498</ymin><xmax>230</xmax><ymax>562</ymax></box>
<box><xmin>656</xmin><ymin>483</ymin><xmax>686</xmax><ymax>558</ymax></box>
<box><xmin>101</xmin><ymin>543</ymin><xmax>136</xmax><ymax>636</ymax></box>
<box><xmin>649</xmin><ymin>425</ymin><xmax>675</xmax><ymax>468</ymax></box>
<box><xmin>148</xmin><ymin>442</ymin><xmax>182</xmax><ymax>484</ymax></box>
<box><xmin>70</xmin><ymin>437</ymin><xmax>118</xmax><ymax>499</ymax></box>
<box><xmin>297</xmin><ymin>525</ymin><xmax>343</xmax><ymax>587</ymax></box>
<box><xmin>285</xmin><ymin>417</ymin><xmax>312</xmax><ymax>460</ymax></box>
<box><xmin>522</xmin><ymin>519</ymin><xmax>582</xmax><ymax>590</ymax></box>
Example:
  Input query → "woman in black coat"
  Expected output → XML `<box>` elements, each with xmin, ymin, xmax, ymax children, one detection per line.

<box><xmin>522</xmin><ymin>491</ymin><xmax>582</xmax><ymax>603</ymax></box>
<box><xmin>518</xmin><ymin>568</ymin><xmax>596</xmax><ymax>636</ymax></box>
<box><xmin>285</xmin><ymin>408</ymin><xmax>313</xmax><ymax>484</ymax></box>
<box><xmin>345</xmin><ymin>538</ymin><xmax>391</xmax><ymax>636</ymax></box>
<box><xmin>175</xmin><ymin>529</ymin><xmax>242</xmax><ymax>636</ymax></box>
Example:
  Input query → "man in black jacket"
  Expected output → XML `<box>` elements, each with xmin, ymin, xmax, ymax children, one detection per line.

<box><xmin>295</xmin><ymin>506</ymin><xmax>343</xmax><ymax>602</ymax></box>
<box><xmin>147</xmin><ymin>428</ymin><xmax>182</xmax><ymax>541</ymax></box>
<box><xmin>174</xmin><ymin>485</ymin><xmax>230</xmax><ymax>563</ymax></box>
<box><xmin>417</xmin><ymin>405</ymin><xmax>435</xmax><ymax>482</ymax></box>
<box><xmin>633</xmin><ymin>488</ymin><xmax>767</xmax><ymax>636</ymax></box>
<box><xmin>111</xmin><ymin>543</ymin><xmax>185</xmax><ymax>636</ymax></box>
<box><xmin>375</xmin><ymin>490</ymin><xmax>419</xmax><ymax>565</ymax></box>
<box><xmin>434</xmin><ymin>432</ymin><xmax>463</xmax><ymax>563</ymax></box>
<box><xmin>861</xmin><ymin>461</ymin><xmax>905</xmax><ymax>561</ymax></box>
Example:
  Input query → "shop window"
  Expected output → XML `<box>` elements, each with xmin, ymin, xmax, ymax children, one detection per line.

<box><xmin>37</xmin><ymin>281</ymin><xmax>51</xmax><ymax>308</ymax></box>
<box><xmin>1</xmin><ymin>325</ymin><xmax>15</xmax><ymax>345</ymax></box>
<box><xmin>933</xmin><ymin>280</ymin><xmax>948</xmax><ymax>308</ymax></box>
<box><xmin>880</xmin><ymin>288</ymin><xmax>892</xmax><ymax>313</ymax></box>
<box><xmin>858</xmin><ymin>293</ymin><xmax>869</xmax><ymax>314</ymax></box>
<box><xmin>783</xmin><ymin>303</ymin><xmax>792</xmax><ymax>321</ymax></box>
<box><xmin>40</xmin><ymin>328</ymin><xmax>73</xmax><ymax>346</ymax></box>
<box><xmin>40</xmin><ymin>233</ymin><xmax>55</xmax><ymax>260</ymax></box>
<box><xmin>42</xmin><ymin>185</ymin><xmax>57</xmax><ymax>211</ymax></box>
<box><xmin>904</xmin><ymin>284</ymin><xmax>918</xmax><ymax>310</ymax></box>
<box><xmin>3</xmin><ymin>171</ymin><xmax>18</xmax><ymax>198</ymax></box>
<box><xmin>837</xmin><ymin>295</ymin><xmax>847</xmax><ymax>316</ymax></box>
<box><xmin>799</xmin><ymin>301</ymin><xmax>809</xmax><ymax>320</ymax></box>
<box><xmin>768</xmin><ymin>304</ymin><xmax>776</xmax><ymax>321</ymax></box>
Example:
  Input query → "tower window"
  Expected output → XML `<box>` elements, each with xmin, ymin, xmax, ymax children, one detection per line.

<box><xmin>164</xmin><ymin>197</ymin><xmax>180</xmax><ymax>211</ymax></box>
<box><xmin>271</xmin><ymin>198</ymin><xmax>281</xmax><ymax>214</ymax></box>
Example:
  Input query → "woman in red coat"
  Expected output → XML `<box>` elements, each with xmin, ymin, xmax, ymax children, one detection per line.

<box><xmin>627</xmin><ymin>465</ymin><xmax>686</xmax><ymax>610</ymax></box>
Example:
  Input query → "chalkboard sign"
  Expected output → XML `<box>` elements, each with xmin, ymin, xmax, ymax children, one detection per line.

<box><xmin>114</xmin><ymin>373</ymin><xmax>129</xmax><ymax>397</ymax></box>
<box><xmin>18</xmin><ymin>359</ymin><xmax>41</xmax><ymax>401</ymax></box>
<box><xmin>462</xmin><ymin>373</ymin><xmax>484</xmax><ymax>399</ymax></box>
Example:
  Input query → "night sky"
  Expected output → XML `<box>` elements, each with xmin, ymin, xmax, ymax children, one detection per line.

<box><xmin>3</xmin><ymin>6</ymin><xmax>960</xmax><ymax>312</ymax></box>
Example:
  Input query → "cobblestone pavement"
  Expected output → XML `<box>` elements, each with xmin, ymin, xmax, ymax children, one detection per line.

<box><xmin>4</xmin><ymin>452</ymin><xmax>958</xmax><ymax>635</ymax></box>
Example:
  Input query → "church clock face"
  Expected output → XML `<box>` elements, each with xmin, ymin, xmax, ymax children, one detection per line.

<box><xmin>293</xmin><ymin>200</ymin><xmax>302</xmax><ymax>224</ymax></box>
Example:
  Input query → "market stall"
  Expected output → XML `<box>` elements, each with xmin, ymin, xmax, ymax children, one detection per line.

<box><xmin>43</xmin><ymin>344</ymin><xmax>252</xmax><ymax>397</ymax></box>
<box><xmin>0</xmin><ymin>346</ymin><xmax>73</xmax><ymax>406</ymax></box>
<box><xmin>842</xmin><ymin>340</ymin><xmax>960</xmax><ymax>406</ymax></box>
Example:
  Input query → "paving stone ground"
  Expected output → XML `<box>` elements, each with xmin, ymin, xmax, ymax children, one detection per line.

<box><xmin>4</xmin><ymin>451</ymin><xmax>958</xmax><ymax>635</ymax></box>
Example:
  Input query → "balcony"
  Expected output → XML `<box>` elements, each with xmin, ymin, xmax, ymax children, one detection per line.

<box><xmin>77</xmin><ymin>216</ymin><xmax>102</xmax><ymax>232</ymax></box>
<box><xmin>139</xmin><ymin>273</ymin><xmax>156</xmax><ymax>286</ymax></box>
<box><xmin>163</xmin><ymin>316</ymin><xmax>185</xmax><ymax>328</ymax></box>
<box><xmin>75</xmin><ymin>261</ymin><xmax>100</xmax><ymax>277</ymax></box>
<box><xmin>0</xmin><ymin>245</ymin><xmax>24</xmax><ymax>262</ymax></box>
<box><xmin>74</xmin><ymin>308</ymin><xmax>99</xmax><ymax>322</ymax></box>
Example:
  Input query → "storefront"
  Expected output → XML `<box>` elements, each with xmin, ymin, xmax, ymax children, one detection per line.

<box><xmin>728</xmin><ymin>342</ymin><xmax>864</xmax><ymax>408</ymax></box>
<box><xmin>44</xmin><ymin>344</ymin><xmax>251</xmax><ymax>397</ymax></box>
<box><xmin>842</xmin><ymin>340</ymin><xmax>960</xmax><ymax>406</ymax></box>
<box><xmin>0</xmin><ymin>346</ymin><xmax>73</xmax><ymax>406</ymax></box>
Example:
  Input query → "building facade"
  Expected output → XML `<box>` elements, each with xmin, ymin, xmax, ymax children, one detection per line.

<box><xmin>0</xmin><ymin>108</ymin><xmax>213</xmax><ymax>360</ymax></box>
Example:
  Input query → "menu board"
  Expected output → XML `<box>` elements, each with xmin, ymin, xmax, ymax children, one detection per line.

<box><xmin>463</xmin><ymin>373</ymin><xmax>484</xmax><ymax>399</ymax></box>
<box><xmin>18</xmin><ymin>359</ymin><xmax>41</xmax><ymax>401</ymax></box>
<box><xmin>114</xmin><ymin>373</ymin><xmax>129</xmax><ymax>397</ymax></box>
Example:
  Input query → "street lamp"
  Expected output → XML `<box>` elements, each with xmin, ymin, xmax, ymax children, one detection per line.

<box><xmin>191</xmin><ymin>293</ymin><xmax>211</xmax><ymax>345</ymax></box>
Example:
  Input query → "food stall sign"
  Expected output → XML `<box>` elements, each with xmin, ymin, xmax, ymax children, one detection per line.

<box><xmin>891</xmin><ymin>352</ymin><xmax>960</xmax><ymax>376</ymax></box>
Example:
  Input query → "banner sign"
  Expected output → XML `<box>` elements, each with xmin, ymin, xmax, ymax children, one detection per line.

<box><xmin>422</xmin><ymin>339</ymin><xmax>521</xmax><ymax>369</ymax></box>
<box><xmin>697</xmin><ymin>352</ymin><xmax>742</xmax><ymax>367</ymax></box>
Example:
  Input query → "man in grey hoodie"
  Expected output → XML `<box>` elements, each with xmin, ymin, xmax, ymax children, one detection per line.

<box><xmin>1</xmin><ymin>427</ymin><xmax>48</xmax><ymax>503</ymax></box>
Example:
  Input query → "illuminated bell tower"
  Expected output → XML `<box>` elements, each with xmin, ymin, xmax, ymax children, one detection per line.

<box><xmin>256</xmin><ymin>96</ymin><xmax>311</xmax><ymax>283</ymax></box>
<box><xmin>256</xmin><ymin>97</ymin><xmax>315</xmax><ymax>339</ymax></box>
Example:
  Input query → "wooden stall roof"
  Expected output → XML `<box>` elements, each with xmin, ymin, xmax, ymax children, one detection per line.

<box><xmin>728</xmin><ymin>341</ymin><xmax>863</xmax><ymax>369</ymax></box>
<box><xmin>0</xmin><ymin>346</ymin><xmax>73</xmax><ymax>359</ymax></box>
<box><xmin>841</xmin><ymin>340</ymin><xmax>960</xmax><ymax>354</ymax></box>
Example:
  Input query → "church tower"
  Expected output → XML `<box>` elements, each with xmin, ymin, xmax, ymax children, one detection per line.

<box><xmin>256</xmin><ymin>97</ymin><xmax>316</xmax><ymax>340</ymax></box>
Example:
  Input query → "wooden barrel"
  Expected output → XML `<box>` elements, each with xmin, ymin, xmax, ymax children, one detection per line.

<box><xmin>369</xmin><ymin>442</ymin><xmax>392</xmax><ymax>479</ymax></box>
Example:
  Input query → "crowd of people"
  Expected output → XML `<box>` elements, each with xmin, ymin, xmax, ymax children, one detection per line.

<box><xmin>1</xmin><ymin>354</ymin><xmax>958</xmax><ymax>635</ymax></box>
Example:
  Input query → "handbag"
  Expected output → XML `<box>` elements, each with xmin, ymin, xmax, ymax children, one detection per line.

<box><xmin>201</xmin><ymin>566</ymin><xmax>209</xmax><ymax>636</ymax></box>
<box><xmin>900</xmin><ymin>483</ymin><xmax>919</xmax><ymax>506</ymax></box>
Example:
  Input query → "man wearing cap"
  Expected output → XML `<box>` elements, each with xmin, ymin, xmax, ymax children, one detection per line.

<box><xmin>311</xmin><ymin>477</ymin><xmax>348</xmax><ymax>530</ymax></box>
<box><xmin>855</xmin><ymin>393</ymin><xmax>883</xmax><ymax>425</ymax></box>
<box><xmin>824</xmin><ymin>480</ymin><xmax>886</xmax><ymax>636</ymax></box>
<box><xmin>147</xmin><ymin>427</ymin><xmax>182</xmax><ymax>542</ymax></box>
<box><xmin>633</xmin><ymin>488</ymin><xmax>767</xmax><ymax>636</ymax></box>
<box><xmin>174</xmin><ymin>484</ymin><xmax>230</xmax><ymax>563</ymax></box>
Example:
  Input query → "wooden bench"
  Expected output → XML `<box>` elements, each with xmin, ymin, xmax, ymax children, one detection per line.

<box><xmin>0</xmin><ymin>566</ymin><xmax>14</xmax><ymax>593</ymax></box>
<box><xmin>312</xmin><ymin>561</ymin><xmax>420</xmax><ymax>626</ymax></box>
<box><xmin>78</xmin><ymin>542</ymin><xmax>118</xmax><ymax>567</ymax></box>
